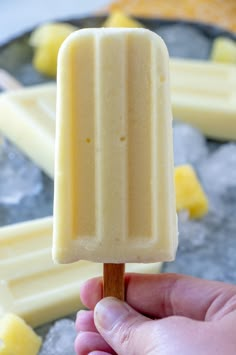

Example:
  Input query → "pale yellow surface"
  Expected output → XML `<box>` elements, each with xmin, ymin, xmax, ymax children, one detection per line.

<box><xmin>0</xmin><ymin>59</ymin><xmax>234</xmax><ymax>179</ymax></box>
<box><xmin>0</xmin><ymin>313</ymin><xmax>41</xmax><ymax>355</ymax></box>
<box><xmin>170</xmin><ymin>59</ymin><xmax>236</xmax><ymax>141</ymax></box>
<box><xmin>0</xmin><ymin>347</ymin><xmax>13</xmax><ymax>355</ymax></box>
<box><xmin>0</xmin><ymin>84</ymin><xmax>55</xmax><ymax>178</ymax></box>
<box><xmin>53</xmin><ymin>28</ymin><xmax>177</xmax><ymax>264</ymax></box>
<box><xmin>175</xmin><ymin>165</ymin><xmax>208</xmax><ymax>219</ymax></box>
<box><xmin>0</xmin><ymin>217</ymin><xmax>161</xmax><ymax>327</ymax></box>
<box><xmin>30</xmin><ymin>23</ymin><xmax>77</xmax><ymax>77</ymax></box>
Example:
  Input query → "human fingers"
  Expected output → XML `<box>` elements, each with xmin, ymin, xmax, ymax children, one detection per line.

<box><xmin>74</xmin><ymin>331</ymin><xmax>115</xmax><ymax>355</ymax></box>
<box><xmin>94</xmin><ymin>297</ymin><xmax>153</xmax><ymax>355</ymax></box>
<box><xmin>75</xmin><ymin>310</ymin><xmax>97</xmax><ymax>333</ymax></box>
<box><xmin>93</xmin><ymin>297</ymin><xmax>211</xmax><ymax>355</ymax></box>
<box><xmin>80</xmin><ymin>273</ymin><xmax>236</xmax><ymax>321</ymax></box>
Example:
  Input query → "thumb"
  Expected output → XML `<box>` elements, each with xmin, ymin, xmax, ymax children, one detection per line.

<box><xmin>94</xmin><ymin>297</ymin><xmax>156</xmax><ymax>355</ymax></box>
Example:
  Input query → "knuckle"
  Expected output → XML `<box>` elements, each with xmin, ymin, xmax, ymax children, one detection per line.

<box><xmin>119</xmin><ymin>323</ymin><xmax>133</xmax><ymax>346</ymax></box>
<box><xmin>115</xmin><ymin>318</ymin><xmax>159</xmax><ymax>354</ymax></box>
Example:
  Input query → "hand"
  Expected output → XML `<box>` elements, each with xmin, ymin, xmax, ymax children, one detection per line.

<box><xmin>74</xmin><ymin>273</ymin><xmax>236</xmax><ymax>354</ymax></box>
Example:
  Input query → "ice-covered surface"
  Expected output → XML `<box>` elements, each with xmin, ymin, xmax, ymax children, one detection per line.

<box><xmin>164</xmin><ymin>140</ymin><xmax>236</xmax><ymax>281</ymax></box>
<box><xmin>164</xmin><ymin>211</ymin><xmax>236</xmax><ymax>282</ymax></box>
<box><xmin>0</xmin><ymin>18</ymin><xmax>236</xmax><ymax>351</ymax></box>
<box><xmin>38</xmin><ymin>319</ymin><xmax>76</xmax><ymax>355</ymax></box>
<box><xmin>198</xmin><ymin>143</ymin><xmax>236</xmax><ymax>217</ymax></box>
<box><xmin>0</xmin><ymin>138</ymin><xmax>43</xmax><ymax>204</ymax></box>
<box><xmin>0</xmin><ymin>172</ymin><xmax>53</xmax><ymax>226</ymax></box>
<box><xmin>173</xmin><ymin>122</ymin><xmax>209</xmax><ymax>166</ymax></box>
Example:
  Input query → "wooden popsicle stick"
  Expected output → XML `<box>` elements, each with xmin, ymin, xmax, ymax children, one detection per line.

<box><xmin>103</xmin><ymin>263</ymin><xmax>125</xmax><ymax>300</ymax></box>
<box><xmin>0</xmin><ymin>69</ymin><xmax>22</xmax><ymax>91</ymax></box>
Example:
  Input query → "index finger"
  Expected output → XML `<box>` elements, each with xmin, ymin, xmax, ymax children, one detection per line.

<box><xmin>80</xmin><ymin>273</ymin><xmax>236</xmax><ymax>321</ymax></box>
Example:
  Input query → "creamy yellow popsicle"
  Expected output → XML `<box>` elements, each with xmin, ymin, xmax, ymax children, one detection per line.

<box><xmin>0</xmin><ymin>84</ymin><xmax>55</xmax><ymax>177</ymax></box>
<box><xmin>0</xmin><ymin>217</ymin><xmax>160</xmax><ymax>327</ymax></box>
<box><xmin>0</xmin><ymin>59</ymin><xmax>235</xmax><ymax>180</ymax></box>
<box><xmin>171</xmin><ymin>59</ymin><xmax>236</xmax><ymax>141</ymax></box>
<box><xmin>53</xmin><ymin>28</ymin><xmax>177</xmax><ymax>264</ymax></box>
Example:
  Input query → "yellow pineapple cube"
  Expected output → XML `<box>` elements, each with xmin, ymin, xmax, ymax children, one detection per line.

<box><xmin>175</xmin><ymin>165</ymin><xmax>208</xmax><ymax>219</ymax></box>
<box><xmin>211</xmin><ymin>37</ymin><xmax>236</xmax><ymax>64</ymax></box>
<box><xmin>33</xmin><ymin>46</ymin><xmax>58</xmax><ymax>77</ymax></box>
<box><xmin>0</xmin><ymin>345</ymin><xmax>13</xmax><ymax>355</ymax></box>
<box><xmin>29</xmin><ymin>23</ymin><xmax>77</xmax><ymax>77</ymax></box>
<box><xmin>103</xmin><ymin>11</ymin><xmax>144</xmax><ymax>28</ymax></box>
<box><xmin>0</xmin><ymin>313</ymin><xmax>41</xmax><ymax>355</ymax></box>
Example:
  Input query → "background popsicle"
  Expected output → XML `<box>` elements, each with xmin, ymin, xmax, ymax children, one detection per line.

<box><xmin>170</xmin><ymin>59</ymin><xmax>236</xmax><ymax>141</ymax></box>
<box><xmin>0</xmin><ymin>217</ymin><xmax>161</xmax><ymax>327</ymax></box>
<box><xmin>0</xmin><ymin>58</ymin><xmax>235</xmax><ymax>182</ymax></box>
<box><xmin>0</xmin><ymin>83</ymin><xmax>55</xmax><ymax>178</ymax></box>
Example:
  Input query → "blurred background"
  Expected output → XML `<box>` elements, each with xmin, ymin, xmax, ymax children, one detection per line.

<box><xmin>1</xmin><ymin>0</ymin><xmax>236</xmax><ymax>43</ymax></box>
<box><xmin>0</xmin><ymin>0</ymin><xmax>111</xmax><ymax>42</ymax></box>
<box><xmin>0</xmin><ymin>1</ymin><xmax>236</xmax><ymax>354</ymax></box>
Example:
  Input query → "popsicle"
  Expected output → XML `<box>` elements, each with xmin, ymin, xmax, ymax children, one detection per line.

<box><xmin>0</xmin><ymin>83</ymin><xmax>55</xmax><ymax>177</ymax></box>
<box><xmin>53</xmin><ymin>28</ymin><xmax>177</xmax><ymax>298</ymax></box>
<box><xmin>170</xmin><ymin>59</ymin><xmax>236</xmax><ymax>141</ymax></box>
<box><xmin>0</xmin><ymin>217</ymin><xmax>160</xmax><ymax>327</ymax></box>
<box><xmin>0</xmin><ymin>59</ymin><xmax>235</xmax><ymax>180</ymax></box>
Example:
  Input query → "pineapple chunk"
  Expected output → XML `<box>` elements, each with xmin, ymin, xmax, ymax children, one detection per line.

<box><xmin>175</xmin><ymin>165</ymin><xmax>208</xmax><ymax>219</ymax></box>
<box><xmin>29</xmin><ymin>22</ymin><xmax>77</xmax><ymax>47</ymax></box>
<box><xmin>103</xmin><ymin>11</ymin><xmax>144</xmax><ymax>28</ymax></box>
<box><xmin>29</xmin><ymin>23</ymin><xmax>77</xmax><ymax>77</ymax></box>
<box><xmin>33</xmin><ymin>46</ymin><xmax>58</xmax><ymax>77</ymax></box>
<box><xmin>0</xmin><ymin>343</ymin><xmax>13</xmax><ymax>355</ymax></box>
<box><xmin>0</xmin><ymin>313</ymin><xmax>41</xmax><ymax>355</ymax></box>
<box><xmin>211</xmin><ymin>37</ymin><xmax>236</xmax><ymax>64</ymax></box>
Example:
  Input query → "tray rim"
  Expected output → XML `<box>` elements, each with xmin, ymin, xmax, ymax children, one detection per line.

<box><xmin>0</xmin><ymin>14</ymin><xmax>235</xmax><ymax>50</ymax></box>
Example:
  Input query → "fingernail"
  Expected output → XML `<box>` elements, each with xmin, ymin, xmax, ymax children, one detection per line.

<box><xmin>94</xmin><ymin>297</ymin><xmax>129</xmax><ymax>331</ymax></box>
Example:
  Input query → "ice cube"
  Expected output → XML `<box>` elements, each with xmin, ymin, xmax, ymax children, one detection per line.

<box><xmin>39</xmin><ymin>319</ymin><xmax>76</xmax><ymax>355</ymax></box>
<box><xmin>164</xmin><ymin>211</ymin><xmax>236</xmax><ymax>282</ymax></box>
<box><xmin>173</xmin><ymin>122</ymin><xmax>209</xmax><ymax>166</ymax></box>
<box><xmin>0</xmin><ymin>139</ymin><xmax>43</xmax><ymax>204</ymax></box>
<box><xmin>197</xmin><ymin>143</ymin><xmax>236</xmax><ymax>217</ymax></box>
<box><xmin>155</xmin><ymin>24</ymin><xmax>211</xmax><ymax>59</ymax></box>
<box><xmin>0</xmin><ymin>173</ymin><xmax>53</xmax><ymax>226</ymax></box>
<box><xmin>164</xmin><ymin>142</ymin><xmax>236</xmax><ymax>282</ymax></box>
<box><xmin>178</xmin><ymin>214</ymin><xmax>208</xmax><ymax>252</ymax></box>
